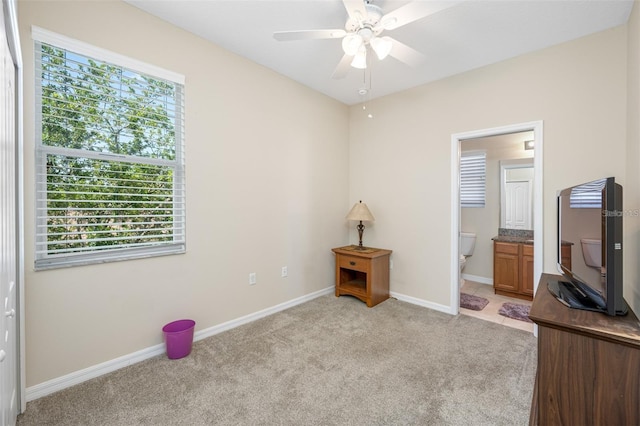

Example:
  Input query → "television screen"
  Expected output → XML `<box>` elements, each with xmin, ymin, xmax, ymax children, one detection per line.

<box><xmin>554</xmin><ymin>177</ymin><xmax>627</xmax><ymax>316</ymax></box>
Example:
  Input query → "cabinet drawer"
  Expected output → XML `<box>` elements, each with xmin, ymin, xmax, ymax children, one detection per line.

<box><xmin>338</xmin><ymin>255</ymin><xmax>368</xmax><ymax>273</ymax></box>
<box><xmin>522</xmin><ymin>244</ymin><xmax>534</xmax><ymax>256</ymax></box>
<box><xmin>495</xmin><ymin>242</ymin><xmax>519</xmax><ymax>255</ymax></box>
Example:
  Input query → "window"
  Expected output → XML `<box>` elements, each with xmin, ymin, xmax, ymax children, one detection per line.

<box><xmin>33</xmin><ymin>28</ymin><xmax>185</xmax><ymax>270</ymax></box>
<box><xmin>460</xmin><ymin>152</ymin><xmax>486</xmax><ymax>208</ymax></box>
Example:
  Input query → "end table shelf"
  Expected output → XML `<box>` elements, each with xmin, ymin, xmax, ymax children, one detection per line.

<box><xmin>332</xmin><ymin>246</ymin><xmax>392</xmax><ymax>307</ymax></box>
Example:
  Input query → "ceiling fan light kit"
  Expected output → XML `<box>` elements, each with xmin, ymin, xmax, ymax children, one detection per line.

<box><xmin>342</xmin><ymin>34</ymin><xmax>363</xmax><ymax>56</ymax></box>
<box><xmin>351</xmin><ymin>45</ymin><xmax>367</xmax><ymax>69</ymax></box>
<box><xmin>370</xmin><ymin>36</ymin><xmax>392</xmax><ymax>60</ymax></box>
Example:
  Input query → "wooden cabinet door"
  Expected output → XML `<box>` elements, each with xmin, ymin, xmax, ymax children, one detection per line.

<box><xmin>521</xmin><ymin>251</ymin><xmax>534</xmax><ymax>296</ymax></box>
<box><xmin>494</xmin><ymin>251</ymin><xmax>519</xmax><ymax>292</ymax></box>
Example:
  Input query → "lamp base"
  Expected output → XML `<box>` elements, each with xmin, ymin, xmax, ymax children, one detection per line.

<box><xmin>356</xmin><ymin>221</ymin><xmax>365</xmax><ymax>249</ymax></box>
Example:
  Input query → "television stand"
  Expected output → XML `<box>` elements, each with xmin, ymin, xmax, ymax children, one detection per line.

<box><xmin>529</xmin><ymin>273</ymin><xmax>640</xmax><ymax>425</ymax></box>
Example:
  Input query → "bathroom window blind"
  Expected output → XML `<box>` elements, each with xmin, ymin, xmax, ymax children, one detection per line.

<box><xmin>33</xmin><ymin>28</ymin><xmax>186</xmax><ymax>270</ymax></box>
<box><xmin>570</xmin><ymin>178</ymin><xmax>605</xmax><ymax>208</ymax></box>
<box><xmin>460</xmin><ymin>152</ymin><xmax>486</xmax><ymax>208</ymax></box>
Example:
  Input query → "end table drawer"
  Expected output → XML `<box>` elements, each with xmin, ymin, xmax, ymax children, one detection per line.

<box><xmin>338</xmin><ymin>255</ymin><xmax>368</xmax><ymax>273</ymax></box>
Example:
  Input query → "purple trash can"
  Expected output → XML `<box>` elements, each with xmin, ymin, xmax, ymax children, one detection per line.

<box><xmin>162</xmin><ymin>319</ymin><xmax>195</xmax><ymax>359</ymax></box>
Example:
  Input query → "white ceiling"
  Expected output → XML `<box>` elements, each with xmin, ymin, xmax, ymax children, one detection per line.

<box><xmin>125</xmin><ymin>0</ymin><xmax>634</xmax><ymax>105</ymax></box>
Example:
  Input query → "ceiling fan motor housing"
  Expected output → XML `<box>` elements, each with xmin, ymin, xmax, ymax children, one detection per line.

<box><xmin>345</xmin><ymin>3</ymin><xmax>384</xmax><ymax>39</ymax></box>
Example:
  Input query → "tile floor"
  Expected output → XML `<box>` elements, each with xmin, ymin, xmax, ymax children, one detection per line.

<box><xmin>460</xmin><ymin>279</ymin><xmax>534</xmax><ymax>333</ymax></box>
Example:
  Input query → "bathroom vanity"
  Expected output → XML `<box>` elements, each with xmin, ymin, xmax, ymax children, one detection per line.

<box><xmin>492</xmin><ymin>237</ymin><xmax>534</xmax><ymax>300</ymax></box>
<box><xmin>491</xmin><ymin>229</ymin><xmax>572</xmax><ymax>301</ymax></box>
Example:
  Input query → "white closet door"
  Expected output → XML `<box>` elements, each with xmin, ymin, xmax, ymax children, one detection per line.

<box><xmin>0</xmin><ymin>6</ymin><xmax>18</xmax><ymax>425</ymax></box>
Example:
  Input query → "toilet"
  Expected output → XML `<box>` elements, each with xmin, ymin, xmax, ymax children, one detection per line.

<box><xmin>459</xmin><ymin>232</ymin><xmax>477</xmax><ymax>286</ymax></box>
<box><xmin>580</xmin><ymin>238</ymin><xmax>602</xmax><ymax>268</ymax></box>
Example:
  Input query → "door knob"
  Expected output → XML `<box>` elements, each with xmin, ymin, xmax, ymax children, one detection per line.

<box><xmin>5</xmin><ymin>309</ymin><xmax>15</xmax><ymax>318</ymax></box>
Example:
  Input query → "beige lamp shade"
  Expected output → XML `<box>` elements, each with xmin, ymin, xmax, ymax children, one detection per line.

<box><xmin>346</xmin><ymin>201</ymin><xmax>375</xmax><ymax>222</ymax></box>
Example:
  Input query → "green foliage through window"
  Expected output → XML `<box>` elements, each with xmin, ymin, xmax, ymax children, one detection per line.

<box><xmin>35</xmin><ymin>38</ymin><xmax>185</xmax><ymax>269</ymax></box>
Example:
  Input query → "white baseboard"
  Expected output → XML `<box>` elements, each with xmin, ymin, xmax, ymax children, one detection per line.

<box><xmin>26</xmin><ymin>286</ymin><xmax>334</xmax><ymax>402</ymax></box>
<box><xmin>390</xmin><ymin>291</ymin><xmax>453</xmax><ymax>315</ymax></box>
<box><xmin>461</xmin><ymin>273</ymin><xmax>493</xmax><ymax>285</ymax></box>
<box><xmin>193</xmin><ymin>286</ymin><xmax>333</xmax><ymax>341</ymax></box>
<box><xmin>26</xmin><ymin>343</ymin><xmax>166</xmax><ymax>402</ymax></box>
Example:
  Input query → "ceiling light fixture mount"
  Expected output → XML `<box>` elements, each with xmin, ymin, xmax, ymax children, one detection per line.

<box><xmin>344</xmin><ymin>2</ymin><xmax>383</xmax><ymax>32</ymax></box>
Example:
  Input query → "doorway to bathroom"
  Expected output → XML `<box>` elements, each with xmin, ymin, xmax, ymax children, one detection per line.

<box><xmin>450</xmin><ymin>122</ymin><xmax>543</xmax><ymax>330</ymax></box>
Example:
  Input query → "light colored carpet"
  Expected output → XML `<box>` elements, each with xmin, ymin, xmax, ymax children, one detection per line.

<box><xmin>17</xmin><ymin>294</ymin><xmax>537</xmax><ymax>425</ymax></box>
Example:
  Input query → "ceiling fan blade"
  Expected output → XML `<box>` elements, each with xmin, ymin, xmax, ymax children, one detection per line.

<box><xmin>387</xmin><ymin>38</ymin><xmax>426</xmax><ymax>67</ymax></box>
<box><xmin>331</xmin><ymin>54</ymin><xmax>353</xmax><ymax>80</ymax></box>
<box><xmin>381</xmin><ymin>1</ymin><xmax>462</xmax><ymax>30</ymax></box>
<box><xmin>342</xmin><ymin>0</ymin><xmax>368</xmax><ymax>22</ymax></box>
<box><xmin>273</xmin><ymin>29</ymin><xmax>346</xmax><ymax>41</ymax></box>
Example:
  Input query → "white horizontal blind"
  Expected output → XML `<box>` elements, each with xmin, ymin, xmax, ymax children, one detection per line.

<box><xmin>570</xmin><ymin>178</ymin><xmax>605</xmax><ymax>208</ymax></box>
<box><xmin>34</xmin><ymin>34</ymin><xmax>185</xmax><ymax>269</ymax></box>
<box><xmin>460</xmin><ymin>152</ymin><xmax>486</xmax><ymax>208</ymax></box>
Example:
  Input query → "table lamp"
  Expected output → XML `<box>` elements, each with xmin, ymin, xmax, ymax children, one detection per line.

<box><xmin>346</xmin><ymin>200</ymin><xmax>375</xmax><ymax>249</ymax></box>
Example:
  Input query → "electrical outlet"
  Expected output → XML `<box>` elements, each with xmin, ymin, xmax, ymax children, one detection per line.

<box><xmin>249</xmin><ymin>272</ymin><xmax>256</xmax><ymax>285</ymax></box>
<box><xmin>281</xmin><ymin>266</ymin><xmax>288</xmax><ymax>277</ymax></box>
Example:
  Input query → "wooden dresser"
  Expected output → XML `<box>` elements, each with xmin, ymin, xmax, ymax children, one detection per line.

<box><xmin>529</xmin><ymin>273</ymin><xmax>640</xmax><ymax>425</ymax></box>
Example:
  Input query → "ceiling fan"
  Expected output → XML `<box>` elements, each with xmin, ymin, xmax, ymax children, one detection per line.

<box><xmin>273</xmin><ymin>0</ymin><xmax>459</xmax><ymax>79</ymax></box>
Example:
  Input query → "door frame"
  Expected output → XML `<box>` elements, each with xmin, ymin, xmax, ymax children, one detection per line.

<box><xmin>450</xmin><ymin>121</ymin><xmax>543</xmax><ymax>315</ymax></box>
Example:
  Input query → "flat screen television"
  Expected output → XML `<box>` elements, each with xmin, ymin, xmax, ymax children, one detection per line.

<box><xmin>552</xmin><ymin>177</ymin><xmax>628</xmax><ymax>316</ymax></box>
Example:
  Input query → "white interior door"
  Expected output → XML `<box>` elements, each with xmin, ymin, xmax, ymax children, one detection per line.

<box><xmin>0</xmin><ymin>6</ymin><xmax>18</xmax><ymax>424</ymax></box>
<box><xmin>505</xmin><ymin>180</ymin><xmax>532</xmax><ymax>229</ymax></box>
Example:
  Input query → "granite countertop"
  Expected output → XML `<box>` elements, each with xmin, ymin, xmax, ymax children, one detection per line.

<box><xmin>492</xmin><ymin>228</ymin><xmax>534</xmax><ymax>244</ymax></box>
<box><xmin>491</xmin><ymin>236</ymin><xmax>573</xmax><ymax>245</ymax></box>
<box><xmin>491</xmin><ymin>235</ymin><xmax>534</xmax><ymax>244</ymax></box>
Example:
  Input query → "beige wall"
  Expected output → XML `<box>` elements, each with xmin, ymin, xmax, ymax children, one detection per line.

<box><xmin>19</xmin><ymin>1</ymin><xmax>349</xmax><ymax>387</ymax></box>
<box><xmin>349</xmin><ymin>25</ymin><xmax>628</xmax><ymax>307</ymax></box>
<box><xmin>626</xmin><ymin>1</ymin><xmax>640</xmax><ymax>315</ymax></box>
